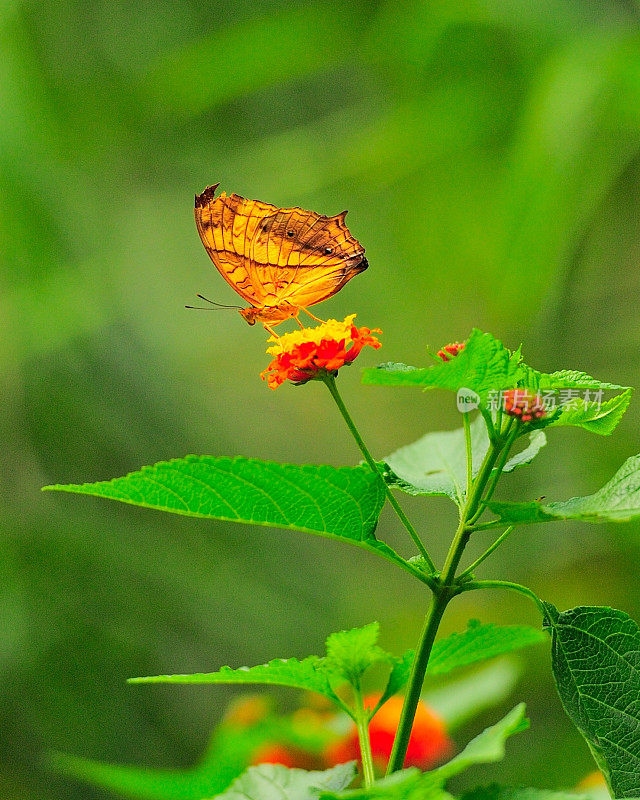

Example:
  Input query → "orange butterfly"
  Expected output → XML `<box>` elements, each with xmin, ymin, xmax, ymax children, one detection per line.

<box><xmin>194</xmin><ymin>184</ymin><xmax>368</xmax><ymax>334</ymax></box>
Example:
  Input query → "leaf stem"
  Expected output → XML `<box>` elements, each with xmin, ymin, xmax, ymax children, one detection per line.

<box><xmin>459</xmin><ymin>579</ymin><xmax>546</xmax><ymax>616</ymax></box>
<box><xmin>322</xmin><ymin>374</ymin><xmax>435</xmax><ymax>573</ymax></box>
<box><xmin>458</xmin><ymin>526</ymin><xmax>516</xmax><ymax>579</ymax></box>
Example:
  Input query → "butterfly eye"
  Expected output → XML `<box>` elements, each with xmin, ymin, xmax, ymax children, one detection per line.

<box><xmin>324</xmin><ymin>247</ymin><xmax>333</xmax><ymax>255</ymax></box>
<box><xmin>287</xmin><ymin>230</ymin><xmax>295</xmax><ymax>238</ymax></box>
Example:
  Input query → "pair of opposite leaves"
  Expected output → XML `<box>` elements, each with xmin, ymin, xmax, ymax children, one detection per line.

<box><xmin>194</xmin><ymin>184</ymin><xmax>368</xmax><ymax>333</ymax></box>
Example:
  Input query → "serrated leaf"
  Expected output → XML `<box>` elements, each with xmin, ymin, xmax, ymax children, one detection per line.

<box><xmin>214</xmin><ymin>762</ymin><xmax>357</xmax><ymax>800</ymax></box>
<box><xmin>489</xmin><ymin>453</ymin><xmax>640</xmax><ymax>524</ymax></box>
<box><xmin>461</xmin><ymin>786</ymin><xmax>588</xmax><ymax>800</ymax></box>
<box><xmin>129</xmin><ymin>656</ymin><xmax>339</xmax><ymax>700</ymax></box>
<box><xmin>428</xmin><ymin>621</ymin><xmax>546</xmax><ymax>675</ymax></box>
<box><xmin>325</xmin><ymin>623</ymin><xmax>390</xmax><ymax>684</ymax></box>
<box><xmin>43</xmin><ymin>457</ymin><xmax>409</xmax><ymax>569</ymax></box>
<box><xmin>382</xmin><ymin>417</ymin><xmax>545</xmax><ymax>507</ymax></box>
<box><xmin>362</xmin><ymin>330</ymin><xmax>522</xmax><ymax>402</ymax></box>
<box><xmin>548</xmin><ymin>388</ymin><xmax>632</xmax><ymax>436</ymax></box>
<box><xmin>374</xmin><ymin>649</ymin><xmax>415</xmax><ymax>715</ymax></box>
<box><xmin>376</xmin><ymin>623</ymin><xmax>543</xmax><ymax>710</ymax></box>
<box><xmin>544</xmin><ymin>604</ymin><xmax>640</xmax><ymax>798</ymax></box>
<box><xmin>517</xmin><ymin>367</ymin><xmax>627</xmax><ymax>392</ymax></box>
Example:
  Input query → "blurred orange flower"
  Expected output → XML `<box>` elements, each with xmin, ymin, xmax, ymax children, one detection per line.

<box><xmin>250</xmin><ymin>742</ymin><xmax>317</xmax><ymax>770</ymax></box>
<box><xmin>260</xmin><ymin>314</ymin><xmax>381</xmax><ymax>390</ymax></box>
<box><xmin>325</xmin><ymin>695</ymin><xmax>453</xmax><ymax>773</ymax></box>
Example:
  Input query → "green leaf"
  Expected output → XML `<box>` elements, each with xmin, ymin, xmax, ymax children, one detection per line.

<box><xmin>214</xmin><ymin>762</ymin><xmax>357</xmax><ymax>800</ymax></box>
<box><xmin>43</xmin><ymin>457</ymin><xmax>407</xmax><ymax>568</ymax></box>
<box><xmin>374</xmin><ymin>649</ymin><xmax>415</xmax><ymax>715</ymax></box>
<box><xmin>428</xmin><ymin>621</ymin><xmax>546</xmax><ymax>676</ymax></box>
<box><xmin>544</xmin><ymin>604</ymin><xmax>640</xmax><ymax>798</ymax></box>
<box><xmin>461</xmin><ymin>786</ymin><xmax>588</xmax><ymax>800</ymax></box>
<box><xmin>48</xmin><ymin>722</ymin><xmax>276</xmax><ymax>800</ymax></box>
<box><xmin>489</xmin><ymin>453</ymin><xmax>640</xmax><ymax>524</ymax></box>
<box><xmin>376</xmin><ymin>623</ymin><xmax>544</xmax><ymax>710</ymax></box>
<box><xmin>548</xmin><ymin>388</ymin><xmax>632</xmax><ymax>436</ymax></box>
<box><xmin>129</xmin><ymin>655</ymin><xmax>339</xmax><ymax>700</ymax></box>
<box><xmin>382</xmin><ymin>417</ymin><xmax>545</xmax><ymax>506</ymax></box>
<box><xmin>130</xmin><ymin>624</ymin><xmax>393</xmax><ymax>705</ymax></box>
<box><xmin>424</xmin><ymin>661</ymin><xmax>521</xmax><ymax>731</ymax></box>
<box><xmin>362</xmin><ymin>330</ymin><xmax>522</xmax><ymax>402</ymax></box>
<box><xmin>422</xmin><ymin>703</ymin><xmax>529</xmax><ymax>787</ymax></box>
<box><xmin>517</xmin><ymin>367</ymin><xmax>627</xmax><ymax>392</ymax></box>
<box><xmin>324</xmin><ymin>622</ymin><xmax>390</xmax><ymax>684</ymax></box>
<box><xmin>317</xmin><ymin>769</ymin><xmax>428</xmax><ymax>800</ymax></box>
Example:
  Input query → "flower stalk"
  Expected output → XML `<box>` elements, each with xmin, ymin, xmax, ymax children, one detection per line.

<box><xmin>352</xmin><ymin>683</ymin><xmax>376</xmax><ymax>787</ymax></box>
<box><xmin>322</xmin><ymin>374</ymin><xmax>435</xmax><ymax>573</ymax></box>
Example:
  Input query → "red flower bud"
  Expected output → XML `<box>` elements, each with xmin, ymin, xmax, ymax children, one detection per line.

<box><xmin>437</xmin><ymin>342</ymin><xmax>466</xmax><ymax>361</ymax></box>
<box><xmin>503</xmin><ymin>388</ymin><xmax>546</xmax><ymax>422</ymax></box>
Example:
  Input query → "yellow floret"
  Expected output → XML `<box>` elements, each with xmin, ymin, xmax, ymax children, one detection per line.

<box><xmin>266</xmin><ymin>315</ymin><xmax>357</xmax><ymax>356</ymax></box>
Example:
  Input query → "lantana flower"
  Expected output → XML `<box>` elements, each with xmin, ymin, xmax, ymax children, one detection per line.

<box><xmin>260</xmin><ymin>314</ymin><xmax>381</xmax><ymax>390</ymax></box>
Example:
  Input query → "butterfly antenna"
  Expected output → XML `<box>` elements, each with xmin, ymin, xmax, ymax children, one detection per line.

<box><xmin>185</xmin><ymin>294</ymin><xmax>242</xmax><ymax>311</ymax></box>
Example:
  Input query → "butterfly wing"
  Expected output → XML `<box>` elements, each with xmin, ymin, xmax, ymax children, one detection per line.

<box><xmin>247</xmin><ymin>206</ymin><xmax>367</xmax><ymax>309</ymax></box>
<box><xmin>195</xmin><ymin>185</ymin><xmax>368</xmax><ymax>311</ymax></box>
<box><xmin>195</xmin><ymin>186</ymin><xmax>273</xmax><ymax>307</ymax></box>
<box><xmin>274</xmin><ymin>209</ymin><xmax>368</xmax><ymax>308</ymax></box>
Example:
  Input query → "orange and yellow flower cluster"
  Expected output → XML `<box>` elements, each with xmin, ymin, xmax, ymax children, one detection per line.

<box><xmin>261</xmin><ymin>315</ymin><xmax>381</xmax><ymax>390</ymax></box>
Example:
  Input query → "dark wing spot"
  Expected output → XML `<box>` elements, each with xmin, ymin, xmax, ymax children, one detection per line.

<box><xmin>287</xmin><ymin>230</ymin><xmax>295</xmax><ymax>237</ymax></box>
<box><xmin>324</xmin><ymin>247</ymin><xmax>333</xmax><ymax>255</ymax></box>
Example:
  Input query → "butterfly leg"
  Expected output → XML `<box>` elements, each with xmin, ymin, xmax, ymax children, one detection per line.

<box><xmin>300</xmin><ymin>307</ymin><xmax>325</xmax><ymax>324</ymax></box>
<box><xmin>263</xmin><ymin>323</ymin><xmax>280</xmax><ymax>339</ymax></box>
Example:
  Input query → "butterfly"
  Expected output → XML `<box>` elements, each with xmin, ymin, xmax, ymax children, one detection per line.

<box><xmin>193</xmin><ymin>184</ymin><xmax>368</xmax><ymax>334</ymax></box>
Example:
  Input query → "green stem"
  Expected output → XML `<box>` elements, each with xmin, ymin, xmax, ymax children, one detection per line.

<box><xmin>353</xmin><ymin>682</ymin><xmax>376</xmax><ymax>787</ymax></box>
<box><xmin>387</xmin><ymin>422</ymin><xmax>507</xmax><ymax>775</ymax></box>
<box><xmin>462</xmin><ymin>412</ymin><xmax>473</xmax><ymax>501</ymax></box>
<box><xmin>460</xmin><ymin>579</ymin><xmax>546</xmax><ymax>616</ymax></box>
<box><xmin>458</xmin><ymin>526</ymin><xmax>516</xmax><ymax>579</ymax></box>
<box><xmin>468</xmin><ymin>423</ymin><xmax>517</xmax><ymax>525</ymax></box>
<box><xmin>322</xmin><ymin>374</ymin><xmax>436</xmax><ymax>573</ymax></box>
<box><xmin>386</xmin><ymin>591</ymin><xmax>450</xmax><ymax>774</ymax></box>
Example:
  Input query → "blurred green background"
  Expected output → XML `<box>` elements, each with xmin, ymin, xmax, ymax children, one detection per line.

<box><xmin>4</xmin><ymin>0</ymin><xmax>640</xmax><ymax>796</ymax></box>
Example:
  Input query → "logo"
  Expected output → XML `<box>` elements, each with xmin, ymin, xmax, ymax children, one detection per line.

<box><xmin>456</xmin><ymin>387</ymin><xmax>479</xmax><ymax>413</ymax></box>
